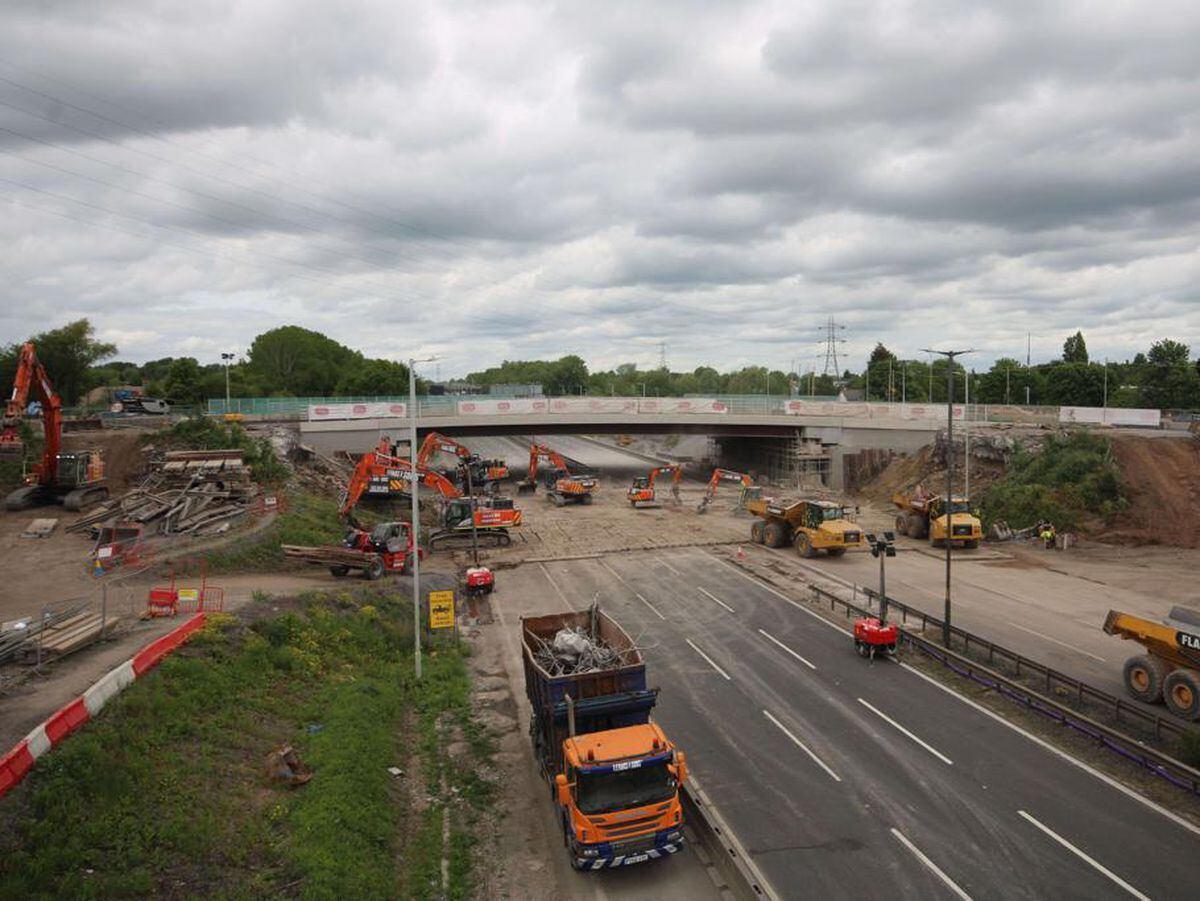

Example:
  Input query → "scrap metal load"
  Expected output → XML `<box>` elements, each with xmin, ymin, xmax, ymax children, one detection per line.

<box><xmin>529</xmin><ymin>624</ymin><xmax>627</xmax><ymax>676</ymax></box>
<box><xmin>1104</xmin><ymin>606</ymin><xmax>1200</xmax><ymax>720</ymax></box>
<box><xmin>66</xmin><ymin>451</ymin><xmax>258</xmax><ymax>538</ymax></box>
<box><xmin>892</xmin><ymin>487</ymin><xmax>982</xmax><ymax>549</ymax></box>
<box><xmin>746</xmin><ymin>495</ymin><xmax>864</xmax><ymax>558</ymax></box>
<box><xmin>522</xmin><ymin>606</ymin><xmax>687</xmax><ymax>870</ymax></box>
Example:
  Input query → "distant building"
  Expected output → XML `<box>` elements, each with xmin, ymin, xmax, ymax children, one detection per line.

<box><xmin>488</xmin><ymin>383</ymin><xmax>543</xmax><ymax>398</ymax></box>
<box><xmin>429</xmin><ymin>380</ymin><xmax>485</xmax><ymax>396</ymax></box>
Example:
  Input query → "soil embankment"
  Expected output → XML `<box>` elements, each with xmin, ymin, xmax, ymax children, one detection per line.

<box><xmin>1104</xmin><ymin>434</ymin><xmax>1200</xmax><ymax>548</ymax></box>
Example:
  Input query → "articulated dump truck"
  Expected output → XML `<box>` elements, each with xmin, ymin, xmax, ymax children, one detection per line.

<box><xmin>892</xmin><ymin>490</ymin><xmax>982</xmax><ymax>549</ymax></box>
<box><xmin>522</xmin><ymin>609</ymin><xmax>688</xmax><ymax>870</ymax></box>
<box><xmin>1104</xmin><ymin>606</ymin><xmax>1200</xmax><ymax>720</ymax></box>
<box><xmin>745</xmin><ymin>496</ymin><xmax>864</xmax><ymax>558</ymax></box>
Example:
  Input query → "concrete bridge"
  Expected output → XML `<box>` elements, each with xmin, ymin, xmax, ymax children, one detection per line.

<box><xmin>297</xmin><ymin>407</ymin><xmax>951</xmax><ymax>489</ymax></box>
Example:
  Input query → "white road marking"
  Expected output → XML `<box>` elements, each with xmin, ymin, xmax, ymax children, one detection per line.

<box><xmin>857</xmin><ymin>698</ymin><xmax>954</xmax><ymax>766</ymax></box>
<box><xmin>890</xmin><ymin>828</ymin><xmax>972</xmax><ymax>900</ymax></box>
<box><xmin>698</xmin><ymin>586</ymin><xmax>736</xmax><ymax>613</ymax></box>
<box><xmin>595</xmin><ymin>560</ymin><xmax>666</xmax><ymax>620</ymax></box>
<box><xmin>899</xmin><ymin>661</ymin><xmax>1200</xmax><ymax>839</ymax></box>
<box><xmin>658</xmin><ymin>555</ymin><xmax>683</xmax><ymax>576</ymax></box>
<box><xmin>699</xmin><ymin>551</ymin><xmax>850</xmax><ymax>636</ymax></box>
<box><xmin>1005</xmin><ymin>621</ymin><xmax>1106</xmax><ymax>662</ymax></box>
<box><xmin>1017</xmin><ymin>811</ymin><xmax>1149</xmax><ymax>900</ymax></box>
<box><xmin>757</xmin><ymin>628</ymin><xmax>817</xmax><ymax>670</ymax></box>
<box><xmin>762</xmin><ymin>710</ymin><xmax>840</xmax><ymax>782</ymax></box>
<box><xmin>537</xmin><ymin>562</ymin><xmax>573</xmax><ymax>608</ymax></box>
<box><xmin>686</xmin><ymin>639</ymin><xmax>731</xmax><ymax>680</ymax></box>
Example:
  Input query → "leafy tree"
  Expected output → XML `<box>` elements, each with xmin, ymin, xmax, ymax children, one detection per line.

<box><xmin>1062</xmin><ymin>331</ymin><xmax>1089</xmax><ymax>364</ymax></box>
<box><xmin>164</xmin><ymin>357</ymin><xmax>204</xmax><ymax>404</ymax></box>
<box><xmin>0</xmin><ymin>319</ymin><xmax>116</xmax><ymax>405</ymax></box>
<box><xmin>869</xmin><ymin>343</ymin><xmax>896</xmax><ymax>365</ymax></box>
<box><xmin>1038</xmin><ymin>362</ymin><xmax>1106</xmax><ymax>406</ymax></box>
<box><xmin>1140</xmin><ymin>339</ymin><xmax>1200</xmax><ymax>410</ymax></box>
<box><xmin>547</xmin><ymin>355</ymin><xmax>589</xmax><ymax>395</ymax></box>
<box><xmin>247</xmin><ymin>326</ymin><xmax>358</xmax><ymax>395</ymax></box>
<box><xmin>335</xmin><ymin>358</ymin><xmax>414</xmax><ymax>396</ymax></box>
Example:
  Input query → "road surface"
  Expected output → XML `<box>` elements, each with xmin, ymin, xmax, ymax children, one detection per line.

<box><xmin>501</xmin><ymin>549</ymin><xmax>1200</xmax><ymax>900</ymax></box>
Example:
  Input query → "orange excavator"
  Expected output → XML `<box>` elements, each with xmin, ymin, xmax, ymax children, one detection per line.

<box><xmin>416</xmin><ymin>431</ymin><xmax>509</xmax><ymax>487</ymax></box>
<box><xmin>341</xmin><ymin>448</ymin><xmax>522</xmax><ymax>548</ymax></box>
<box><xmin>695</xmin><ymin>468</ymin><xmax>756</xmax><ymax>514</ymax></box>
<box><xmin>627</xmin><ymin>465</ymin><xmax>682</xmax><ymax>508</ymax></box>
<box><xmin>2</xmin><ymin>342</ymin><xmax>108</xmax><ymax>512</ymax></box>
<box><xmin>516</xmin><ymin>442</ymin><xmax>598</xmax><ymax>506</ymax></box>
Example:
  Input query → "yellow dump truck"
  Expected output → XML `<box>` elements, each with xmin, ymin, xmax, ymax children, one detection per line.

<box><xmin>1103</xmin><ymin>606</ymin><xmax>1200</xmax><ymax>720</ymax></box>
<box><xmin>892</xmin><ymin>490</ymin><xmax>982</xmax><ymax>549</ymax></box>
<box><xmin>745</xmin><ymin>496</ymin><xmax>864</xmax><ymax>558</ymax></box>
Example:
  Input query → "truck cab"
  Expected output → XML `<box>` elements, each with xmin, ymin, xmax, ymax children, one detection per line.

<box><xmin>928</xmin><ymin>496</ymin><xmax>982</xmax><ymax>548</ymax></box>
<box><xmin>556</xmin><ymin>722</ymin><xmax>687</xmax><ymax>869</ymax></box>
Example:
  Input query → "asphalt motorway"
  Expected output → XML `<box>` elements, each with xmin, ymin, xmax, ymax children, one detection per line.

<box><xmin>504</xmin><ymin>549</ymin><xmax>1200</xmax><ymax>900</ymax></box>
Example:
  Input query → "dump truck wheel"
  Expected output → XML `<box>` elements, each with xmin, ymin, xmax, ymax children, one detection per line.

<box><xmin>895</xmin><ymin>515</ymin><xmax>908</xmax><ymax>537</ymax></box>
<box><xmin>763</xmin><ymin>521</ymin><xmax>787</xmax><ymax>548</ymax></box>
<box><xmin>1122</xmin><ymin>654</ymin><xmax>1169</xmax><ymax>703</ymax></box>
<box><xmin>826</xmin><ymin>547</ymin><xmax>846</xmax><ymax>558</ymax></box>
<box><xmin>964</xmin><ymin>539</ymin><xmax>980</xmax><ymax>549</ymax></box>
<box><xmin>750</xmin><ymin>521</ymin><xmax>765</xmax><ymax>544</ymax></box>
<box><xmin>795</xmin><ymin>533</ymin><xmax>816</xmax><ymax>558</ymax></box>
<box><xmin>364</xmin><ymin>557</ymin><xmax>385</xmax><ymax>581</ymax></box>
<box><xmin>1163</xmin><ymin>669</ymin><xmax>1200</xmax><ymax>720</ymax></box>
<box><xmin>329</xmin><ymin>565</ymin><xmax>350</xmax><ymax>577</ymax></box>
<box><xmin>912</xmin><ymin>516</ymin><xmax>929</xmax><ymax>539</ymax></box>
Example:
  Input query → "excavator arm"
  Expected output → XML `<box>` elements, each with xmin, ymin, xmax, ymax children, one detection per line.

<box><xmin>697</xmin><ymin>468</ymin><xmax>753</xmax><ymax>513</ymax></box>
<box><xmin>1</xmin><ymin>342</ymin><xmax>62</xmax><ymax>478</ymax></box>
<box><xmin>340</xmin><ymin>451</ymin><xmax>465</xmax><ymax>517</ymax></box>
<box><xmin>417</xmin><ymin>432</ymin><xmax>472</xmax><ymax>468</ymax></box>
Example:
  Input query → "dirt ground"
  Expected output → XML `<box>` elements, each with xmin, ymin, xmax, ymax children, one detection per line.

<box><xmin>1105</xmin><ymin>433</ymin><xmax>1200</xmax><ymax>548</ymax></box>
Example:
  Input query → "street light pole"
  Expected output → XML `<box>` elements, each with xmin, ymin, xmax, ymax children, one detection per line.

<box><xmin>923</xmin><ymin>347</ymin><xmax>973</xmax><ymax>647</ymax></box>
<box><xmin>408</xmin><ymin>355</ymin><xmax>436</xmax><ymax>679</ymax></box>
<box><xmin>221</xmin><ymin>352</ymin><xmax>235</xmax><ymax>413</ymax></box>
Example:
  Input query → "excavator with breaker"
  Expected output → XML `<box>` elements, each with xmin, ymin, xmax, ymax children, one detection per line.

<box><xmin>2</xmin><ymin>342</ymin><xmax>108</xmax><ymax>512</ymax></box>
<box><xmin>627</xmin><ymin>465</ymin><xmax>682</xmax><ymax>508</ymax></box>
<box><xmin>416</xmin><ymin>431</ymin><xmax>509</xmax><ymax>488</ymax></box>
<box><xmin>340</xmin><ymin>449</ymin><xmax>522</xmax><ymax>548</ymax></box>
<box><xmin>745</xmin><ymin>496</ymin><xmax>864</xmax><ymax>558</ymax></box>
<box><xmin>892</xmin><ymin>487</ymin><xmax>982</xmax><ymax>549</ymax></box>
<box><xmin>695</xmin><ymin>468</ymin><xmax>756</xmax><ymax>514</ymax></box>
<box><xmin>517</xmin><ymin>443</ymin><xmax>598</xmax><ymax>506</ymax></box>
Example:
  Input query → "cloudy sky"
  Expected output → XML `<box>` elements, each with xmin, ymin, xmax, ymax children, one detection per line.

<box><xmin>2</xmin><ymin>0</ymin><xmax>1198</xmax><ymax>377</ymax></box>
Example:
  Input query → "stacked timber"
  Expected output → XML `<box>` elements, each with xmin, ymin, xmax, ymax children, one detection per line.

<box><xmin>66</xmin><ymin>469</ymin><xmax>259</xmax><ymax>538</ymax></box>
<box><xmin>282</xmin><ymin>545</ymin><xmax>373</xmax><ymax>568</ymax></box>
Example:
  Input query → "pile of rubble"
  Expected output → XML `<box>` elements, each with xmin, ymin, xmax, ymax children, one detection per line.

<box><xmin>67</xmin><ymin>449</ymin><xmax>259</xmax><ymax>538</ymax></box>
<box><xmin>529</xmin><ymin>626</ymin><xmax>626</xmax><ymax>675</ymax></box>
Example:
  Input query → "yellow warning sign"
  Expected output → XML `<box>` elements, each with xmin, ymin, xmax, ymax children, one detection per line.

<box><xmin>429</xmin><ymin>590</ymin><xmax>455</xmax><ymax>629</ymax></box>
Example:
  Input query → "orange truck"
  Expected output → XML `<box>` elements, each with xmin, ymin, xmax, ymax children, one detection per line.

<box><xmin>522</xmin><ymin>609</ymin><xmax>688</xmax><ymax>869</ymax></box>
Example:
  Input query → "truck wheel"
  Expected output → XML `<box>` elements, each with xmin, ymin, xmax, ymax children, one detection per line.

<box><xmin>329</xmin><ymin>565</ymin><xmax>350</xmax><ymax>577</ymax></box>
<box><xmin>750</xmin><ymin>521</ymin><xmax>765</xmax><ymax>544</ymax></box>
<box><xmin>912</xmin><ymin>516</ymin><xmax>928</xmax><ymax>539</ymax></box>
<box><xmin>364</xmin><ymin>558</ymin><xmax>385</xmax><ymax>581</ymax></box>
<box><xmin>1123</xmin><ymin>655</ymin><xmax>1169</xmax><ymax>703</ymax></box>
<box><xmin>763</xmin><ymin>521</ymin><xmax>787</xmax><ymax>548</ymax></box>
<box><xmin>930</xmin><ymin>537</ymin><xmax>944</xmax><ymax>549</ymax></box>
<box><xmin>826</xmin><ymin>547</ymin><xmax>846</xmax><ymax>558</ymax></box>
<box><xmin>795</xmin><ymin>533</ymin><xmax>815</xmax><ymax>559</ymax></box>
<box><xmin>1163</xmin><ymin>669</ymin><xmax>1200</xmax><ymax>720</ymax></box>
<box><xmin>964</xmin><ymin>539</ymin><xmax>979</xmax><ymax>549</ymax></box>
<box><xmin>894</xmin><ymin>515</ymin><xmax>908</xmax><ymax>537</ymax></box>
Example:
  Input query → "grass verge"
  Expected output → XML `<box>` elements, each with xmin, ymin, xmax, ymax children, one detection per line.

<box><xmin>201</xmin><ymin>491</ymin><xmax>346</xmax><ymax>573</ymax></box>
<box><xmin>0</xmin><ymin>588</ymin><xmax>496</xmax><ymax>899</ymax></box>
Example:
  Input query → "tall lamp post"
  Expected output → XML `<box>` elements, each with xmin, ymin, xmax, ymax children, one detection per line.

<box><xmin>922</xmin><ymin>347</ymin><xmax>973</xmax><ymax>647</ymax></box>
<box><xmin>409</xmin><ymin>355</ymin><xmax>437</xmax><ymax>679</ymax></box>
<box><xmin>221</xmin><ymin>352</ymin><xmax>235</xmax><ymax>413</ymax></box>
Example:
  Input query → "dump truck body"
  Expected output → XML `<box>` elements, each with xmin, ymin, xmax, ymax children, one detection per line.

<box><xmin>746</xmin><ymin>496</ymin><xmax>864</xmax><ymax>558</ymax></box>
<box><xmin>522</xmin><ymin>610</ymin><xmax>686</xmax><ymax>869</ymax></box>
<box><xmin>1104</xmin><ymin>606</ymin><xmax>1200</xmax><ymax>720</ymax></box>
<box><xmin>892</xmin><ymin>491</ymin><xmax>982</xmax><ymax>548</ymax></box>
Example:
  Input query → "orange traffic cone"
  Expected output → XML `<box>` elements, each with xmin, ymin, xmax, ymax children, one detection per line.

<box><xmin>736</xmin><ymin>546</ymin><xmax>746</xmax><ymax>560</ymax></box>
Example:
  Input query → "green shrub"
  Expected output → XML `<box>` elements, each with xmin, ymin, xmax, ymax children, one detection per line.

<box><xmin>155</xmin><ymin>416</ymin><xmax>288</xmax><ymax>484</ymax></box>
<box><xmin>981</xmin><ymin>432</ymin><xmax>1125</xmax><ymax>530</ymax></box>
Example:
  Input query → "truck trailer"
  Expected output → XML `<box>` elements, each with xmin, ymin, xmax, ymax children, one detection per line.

<box><xmin>521</xmin><ymin>608</ymin><xmax>688</xmax><ymax>869</ymax></box>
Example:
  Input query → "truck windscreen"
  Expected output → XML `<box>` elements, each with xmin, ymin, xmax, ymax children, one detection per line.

<box><xmin>576</xmin><ymin>760</ymin><xmax>674</xmax><ymax>815</ymax></box>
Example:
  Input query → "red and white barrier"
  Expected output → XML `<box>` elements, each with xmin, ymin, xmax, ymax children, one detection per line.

<box><xmin>636</xmin><ymin>398</ymin><xmax>727</xmax><ymax>414</ymax></box>
<box><xmin>307</xmin><ymin>402</ymin><xmax>407</xmax><ymax>421</ymax></box>
<box><xmin>0</xmin><ymin>613</ymin><xmax>206</xmax><ymax>801</ymax></box>
<box><xmin>456</xmin><ymin>398</ymin><xmax>550</xmax><ymax>415</ymax></box>
<box><xmin>547</xmin><ymin>398</ymin><xmax>638</xmax><ymax>414</ymax></box>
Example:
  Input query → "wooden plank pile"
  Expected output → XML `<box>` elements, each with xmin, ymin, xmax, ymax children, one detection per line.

<box><xmin>282</xmin><ymin>544</ymin><xmax>374</xmax><ymax>568</ymax></box>
<box><xmin>66</xmin><ymin>449</ymin><xmax>259</xmax><ymax>538</ymax></box>
<box><xmin>34</xmin><ymin>611</ymin><xmax>121</xmax><ymax>660</ymax></box>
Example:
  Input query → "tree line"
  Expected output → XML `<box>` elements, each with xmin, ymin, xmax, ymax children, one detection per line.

<box><xmin>3</xmin><ymin>321</ymin><xmax>1197</xmax><ymax>412</ymax></box>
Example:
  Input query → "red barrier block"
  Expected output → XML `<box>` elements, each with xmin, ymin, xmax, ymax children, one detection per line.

<box><xmin>44</xmin><ymin>698</ymin><xmax>90</xmax><ymax>746</ymax></box>
<box><xmin>0</xmin><ymin>742</ymin><xmax>35</xmax><ymax>801</ymax></box>
<box><xmin>132</xmin><ymin>613</ymin><xmax>206</xmax><ymax>676</ymax></box>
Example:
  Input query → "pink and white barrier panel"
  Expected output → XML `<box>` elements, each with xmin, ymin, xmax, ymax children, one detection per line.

<box><xmin>456</xmin><ymin>398</ymin><xmax>550</xmax><ymax>415</ymax></box>
<box><xmin>785</xmin><ymin>400</ymin><xmax>964</xmax><ymax>421</ymax></box>
<box><xmin>0</xmin><ymin>613</ymin><xmax>207</xmax><ymax>801</ymax></box>
<box><xmin>547</xmin><ymin>398</ymin><xmax>639</xmax><ymax>414</ymax></box>
<box><xmin>1059</xmin><ymin>406</ymin><xmax>1161</xmax><ymax>427</ymax></box>
<box><xmin>635</xmin><ymin>398</ymin><xmax>727</xmax><ymax>414</ymax></box>
<box><xmin>308</xmin><ymin>402</ymin><xmax>407</xmax><ymax>421</ymax></box>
